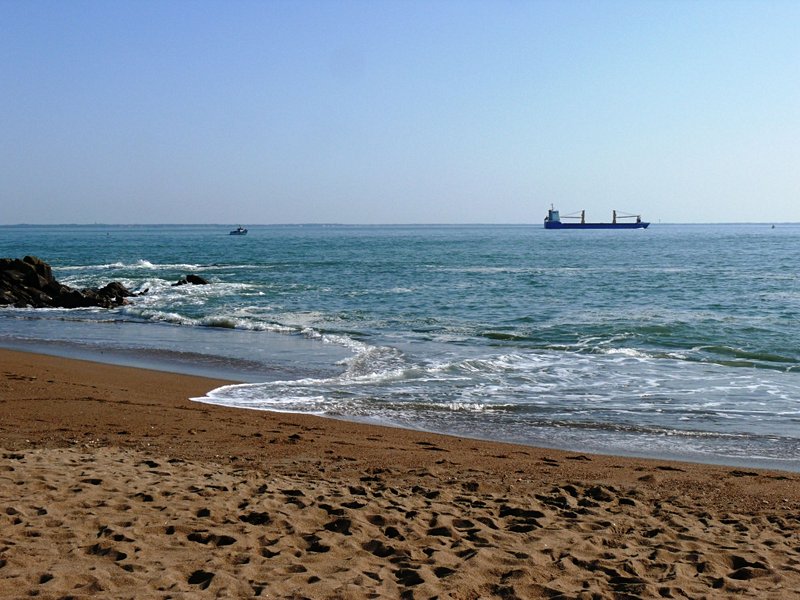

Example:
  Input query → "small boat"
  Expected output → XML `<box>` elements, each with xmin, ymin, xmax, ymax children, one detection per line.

<box><xmin>544</xmin><ymin>206</ymin><xmax>649</xmax><ymax>229</ymax></box>
<box><xmin>229</xmin><ymin>226</ymin><xmax>248</xmax><ymax>236</ymax></box>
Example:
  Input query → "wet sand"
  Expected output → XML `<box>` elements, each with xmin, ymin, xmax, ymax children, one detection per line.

<box><xmin>1</xmin><ymin>348</ymin><xmax>799</xmax><ymax>599</ymax></box>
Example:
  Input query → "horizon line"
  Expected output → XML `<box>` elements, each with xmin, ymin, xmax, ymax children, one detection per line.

<box><xmin>1</xmin><ymin>221</ymin><xmax>799</xmax><ymax>227</ymax></box>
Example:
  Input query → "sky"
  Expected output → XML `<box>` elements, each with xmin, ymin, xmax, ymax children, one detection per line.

<box><xmin>2</xmin><ymin>0</ymin><xmax>799</xmax><ymax>224</ymax></box>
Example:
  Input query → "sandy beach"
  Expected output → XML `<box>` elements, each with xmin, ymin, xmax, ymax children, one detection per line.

<box><xmin>1</xmin><ymin>348</ymin><xmax>799</xmax><ymax>599</ymax></box>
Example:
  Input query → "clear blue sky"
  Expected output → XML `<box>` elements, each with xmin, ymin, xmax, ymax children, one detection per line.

<box><xmin>2</xmin><ymin>0</ymin><xmax>799</xmax><ymax>224</ymax></box>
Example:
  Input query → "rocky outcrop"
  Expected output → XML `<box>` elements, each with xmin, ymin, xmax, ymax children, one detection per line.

<box><xmin>0</xmin><ymin>256</ymin><xmax>137</xmax><ymax>309</ymax></box>
<box><xmin>173</xmin><ymin>274</ymin><xmax>209</xmax><ymax>286</ymax></box>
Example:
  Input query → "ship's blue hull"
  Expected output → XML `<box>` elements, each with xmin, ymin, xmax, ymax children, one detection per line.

<box><xmin>544</xmin><ymin>221</ymin><xmax>649</xmax><ymax>229</ymax></box>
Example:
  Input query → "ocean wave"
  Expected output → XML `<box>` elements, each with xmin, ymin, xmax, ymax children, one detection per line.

<box><xmin>58</xmin><ymin>259</ymin><xmax>183</xmax><ymax>271</ymax></box>
<box><xmin>57</xmin><ymin>262</ymin><xmax>128</xmax><ymax>271</ymax></box>
<box><xmin>56</xmin><ymin>260</ymin><xmax>272</xmax><ymax>272</ymax></box>
<box><xmin>117</xmin><ymin>306</ymin><xmax>299</xmax><ymax>334</ymax></box>
<box><xmin>194</xmin><ymin>346</ymin><xmax>800</xmax><ymax>435</ymax></box>
<box><xmin>602</xmin><ymin>347</ymin><xmax>651</xmax><ymax>359</ymax></box>
<box><xmin>695</xmin><ymin>344</ymin><xmax>798</xmax><ymax>364</ymax></box>
<box><xmin>433</xmin><ymin>266</ymin><xmax>540</xmax><ymax>275</ymax></box>
<box><xmin>194</xmin><ymin>373</ymin><xmax>800</xmax><ymax>446</ymax></box>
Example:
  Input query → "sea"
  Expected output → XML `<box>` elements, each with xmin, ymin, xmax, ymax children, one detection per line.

<box><xmin>1</xmin><ymin>223</ymin><xmax>799</xmax><ymax>472</ymax></box>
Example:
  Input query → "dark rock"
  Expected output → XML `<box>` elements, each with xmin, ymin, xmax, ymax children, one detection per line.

<box><xmin>0</xmin><ymin>256</ymin><xmax>136</xmax><ymax>309</ymax></box>
<box><xmin>173</xmin><ymin>274</ymin><xmax>209</xmax><ymax>286</ymax></box>
<box><xmin>98</xmin><ymin>281</ymin><xmax>135</xmax><ymax>300</ymax></box>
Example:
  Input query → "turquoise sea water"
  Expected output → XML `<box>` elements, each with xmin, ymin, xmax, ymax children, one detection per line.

<box><xmin>1</xmin><ymin>223</ymin><xmax>799</xmax><ymax>471</ymax></box>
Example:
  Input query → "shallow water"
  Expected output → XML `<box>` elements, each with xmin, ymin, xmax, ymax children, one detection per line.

<box><xmin>2</xmin><ymin>223</ymin><xmax>799</xmax><ymax>470</ymax></box>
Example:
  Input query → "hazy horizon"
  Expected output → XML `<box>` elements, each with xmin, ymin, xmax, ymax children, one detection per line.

<box><xmin>3</xmin><ymin>1</ymin><xmax>799</xmax><ymax>225</ymax></box>
<box><xmin>3</xmin><ymin>220</ymin><xmax>797</xmax><ymax>228</ymax></box>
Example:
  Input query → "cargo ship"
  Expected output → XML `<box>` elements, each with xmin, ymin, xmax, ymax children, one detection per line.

<box><xmin>544</xmin><ymin>206</ymin><xmax>649</xmax><ymax>229</ymax></box>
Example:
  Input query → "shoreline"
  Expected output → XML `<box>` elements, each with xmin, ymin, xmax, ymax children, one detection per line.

<box><xmin>2</xmin><ymin>348</ymin><xmax>799</xmax><ymax>598</ymax></box>
<box><xmin>0</xmin><ymin>332</ymin><xmax>337</xmax><ymax>385</ymax></box>
<box><xmin>6</xmin><ymin>340</ymin><xmax>798</xmax><ymax>473</ymax></box>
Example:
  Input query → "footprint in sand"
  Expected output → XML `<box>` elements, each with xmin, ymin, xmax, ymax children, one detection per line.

<box><xmin>187</xmin><ymin>569</ymin><xmax>214</xmax><ymax>590</ymax></box>
<box><xmin>303</xmin><ymin>533</ymin><xmax>330</xmax><ymax>553</ymax></box>
<box><xmin>323</xmin><ymin>516</ymin><xmax>352</xmax><ymax>535</ymax></box>
<box><xmin>187</xmin><ymin>531</ymin><xmax>237</xmax><ymax>547</ymax></box>
<box><xmin>395</xmin><ymin>567</ymin><xmax>424</xmax><ymax>586</ymax></box>
<box><xmin>385</xmin><ymin>526</ymin><xmax>405</xmax><ymax>540</ymax></box>
<box><xmin>239</xmin><ymin>511</ymin><xmax>270</xmax><ymax>525</ymax></box>
<box><xmin>86</xmin><ymin>543</ymin><xmax>127</xmax><ymax>561</ymax></box>
<box><xmin>363</xmin><ymin>539</ymin><xmax>395</xmax><ymax>558</ymax></box>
